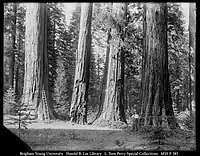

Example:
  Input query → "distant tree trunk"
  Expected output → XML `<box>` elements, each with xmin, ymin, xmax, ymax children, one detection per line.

<box><xmin>18</xmin><ymin>32</ymin><xmax>25</xmax><ymax>98</ymax></box>
<box><xmin>70</xmin><ymin>3</ymin><xmax>93</xmax><ymax>125</ymax></box>
<box><xmin>189</xmin><ymin>3</ymin><xmax>196</xmax><ymax>114</ymax></box>
<box><xmin>183</xmin><ymin>82</ymin><xmax>188</xmax><ymax>111</ymax></box>
<box><xmin>175</xmin><ymin>47</ymin><xmax>180</xmax><ymax>113</ymax></box>
<box><xmin>15</xmin><ymin>64</ymin><xmax>19</xmax><ymax>100</ymax></box>
<box><xmin>176</xmin><ymin>89</ymin><xmax>180</xmax><ymax>113</ymax></box>
<box><xmin>97</xmin><ymin>48</ymin><xmax>100</xmax><ymax>86</ymax></box>
<box><xmin>15</xmin><ymin>25</ymin><xmax>24</xmax><ymax>100</ymax></box>
<box><xmin>15</xmin><ymin>31</ymin><xmax>21</xmax><ymax>101</ymax></box>
<box><xmin>9</xmin><ymin>3</ymin><xmax>17</xmax><ymax>89</ymax></box>
<box><xmin>22</xmin><ymin>3</ymin><xmax>55</xmax><ymax>121</ymax></box>
<box><xmin>96</xmin><ymin>46</ymin><xmax>101</xmax><ymax>106</ymax></box>
<box><xmin>96</xmin><ymin>3</ymin><xmax>127</xmax><ymax>123</ymax></box>
<box><xmin>141</xmin><ymin>3</ymin><xmax>178</xmax><ymax>128</ymax></box>
<box><xmin>128</xmin><ymin>83</ymin><xmax>132</xmax><ymax>111</ymax></box>
<box><xmin>139</xmin><ymin>3</ymin><xmax>147</xmax><ymax>123</ymax></box>
<box><xmin>125</xmin><ymin>83</ymin><xmax>128</xmax><ymax>110</ymax></box>
<box><xmin>48</xmin><ymin>17</ymin><xmax>59</xmax><ymax>119</ymax></box>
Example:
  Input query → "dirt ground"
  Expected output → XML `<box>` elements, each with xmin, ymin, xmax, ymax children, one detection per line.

<box><xmin>4</xmin><ymin>120</ymin><xmax>144</xmax><ymax>151</ymax></box>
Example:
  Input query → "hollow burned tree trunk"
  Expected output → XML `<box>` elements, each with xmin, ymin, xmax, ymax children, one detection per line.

<box><xmin>141</xmin><ymin>3</ymin><xmax>178</xmax><ymax>128</ymax></box>
<box><xmin>22</xmin><ymin>3</ymin><xmax>55</xmax><ymax>121</ymax></box>
<box><xmin>70</xmin><ymin>3</ymin><xmax>93</xmax><ymax>125</ymax></box>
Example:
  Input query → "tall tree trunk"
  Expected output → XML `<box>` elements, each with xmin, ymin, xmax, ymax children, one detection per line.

<box><xmin>139</xmin><ymin>4</ymin><xmax>147</xmax><ymax>124</ymax></box>
<box><xmin>125</xmin><ymin>82</ymin><xmax>128</xmax><ymax>111</ymax></box>
<box><xmin>9</xmin><ymin>3</ymin><xmax>17</xmax><ymax>89</ymax></box>
<box><xmin>97</xmin><ymin>47</ymin><xmax>100</xmax><ymax>87</ymax></box>
<box><xmin>183</xmin><ymin>82</ymin><xmax>187</xmax><ymax>111</ymax></box>
<box><xmin>15</xmin><ymin>64</ymin><xmax>19</xmax><ymax>100</ymax></box>
<box><xmin>22</xmin><ymin>3</ymin><xmax>55</xmax><ymax>121</ymax></box>
<box><xmin>15</xmin><ymin>32</ymin><xmax>22</xmax><ymax>101</ymax></box>
<box><xmin>70</xmin><ymin>3</ymin><xmax>93</xmax><ymax>125</ymax></box>
<box><xmin>88</xmin><ymin>28</ymin><xmax>111</xmax><ymax>124</ymax></box>
<box><xmin>175</xmin><ymin>89</ymin><xmax>180</xmax><ymax>113</ymax></box>
<box><xmin>189</xmin><ymin>3</ymin><xmax>196</xmax><ymax>114</ymax></box>
<box><xmin>141</xmin><ymin>3</ymin><xmax>178</xmax><ymax>128</ymax></box>
<box><xmin>118</xmin><ymin>3</ymin><xmax>128</xmax><ymax>123</ymax></box>
<box><xmin>15</xmin><ymin>25</ymin><xmax>24</xmax><ymax>100</ymax></box>
<box><xmin>175</xmin><ymin>46</ymin><xmax>180</xmax><ymax>113</ymax></box>
<box><xmin>96</xmin><ymin>3</ymin><xmax>127</xmax><ymax>123</ymax></box>
<box><xmin>88</xmin><ymin>3</ymin><xmax>113</xmax><ymax>125</ymax></box>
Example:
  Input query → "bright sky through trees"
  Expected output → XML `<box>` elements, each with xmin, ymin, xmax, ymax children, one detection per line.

<box><xmin>63</xmin><ymin>3</ymin><xmax>189</xmax><ymax>28</ymax></box>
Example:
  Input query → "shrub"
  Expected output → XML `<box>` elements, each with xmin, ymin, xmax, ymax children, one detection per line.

<box><xmin>182</xmin><ymin>113</ymin><xmax>195</xmax><ymax>132</ymax></box>
<box><xmin>139</xmin><ymin>125</ymin><xmax>196</xmax><ymax>150</ymax></box>
<box><xmin>139</xmin><ymin>125</ymin><xmax>174</xmax><ymax>150</ymax></box>
<box><xmin>54</xmin><ymin>104</ymin><xmax>70</xmax><ymax>120</ymax></box>
<box><xmin>4</xmin><ymin>96</ymin><xmax>36</xmax><ymax>131</ymax></box>
<box><xmin>3</xmin><ymin>88</ymin><xmax>18</xmax><ymax>115</ymax></box>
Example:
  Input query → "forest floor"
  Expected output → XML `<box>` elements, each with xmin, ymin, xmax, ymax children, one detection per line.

<box><xmin>4</xmin><ymin>119</ymin><xmax>144</xmax><ymax>151</ymax></box>
<box><xmin>4</xmin><ymin>112</ymin><xmax>195</xmax><ymax>151</ymax></box>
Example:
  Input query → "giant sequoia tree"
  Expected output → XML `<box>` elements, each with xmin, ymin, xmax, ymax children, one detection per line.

<box><xmin>22</xmin><ymin>3</ymin><xmax>55</xmax><ymax>120</ymax></box>
<box><xmin>140</xmin><ymin>3</ymin><xmax>178</xmax><ymax>128</ymax></box>
<box><xmin>95</xmin><ymin>3</ymin><xmax>127</xmax><ymax>123</ymax></box>
<box><xmin>70</xmin><ymin>3</ymin><xmax>93</xmax><ymax>124</ymax></box>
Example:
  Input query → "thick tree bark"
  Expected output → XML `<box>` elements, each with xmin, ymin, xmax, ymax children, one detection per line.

<box><xmin>70</xmin><ymin>3</ymin><xmax>93</xmax><ymax>125</ymax></box>
<box><xmin>139</xmin><ymin>4</ymin><xmax>147</xmax><ymax>125</ymax></box>
<box><xmin>189</xmin><ymin>3</ymin><xmax>196</xmax><ymax>114</ymax></box>
<box><xmin>89</xmin><ymin>28</ymin><xmax>111</xmax><ymax>124</ymax></box>
<box><xmin>22</xmin><ymin>3</ymin><xmax>55</xmax><ymax>121</ymax></box>
<box><xmin>141</xmin><ymin>3</ymin><xmax>178</xmax><ymax>128</ymax></box>
<box><xmin>117</xmin><ymin>3</ymin><xmax>128</xmax><ymax>123</ymax></box>
<box><xmin>9</xmin><ymin>3</ymin><xmax>17</xmax><ymax>88</ymax></box>
<box><xmin>96</xmin><ymin>3</ymin><xmax>127</xmax><ymax>123</ymax></box>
